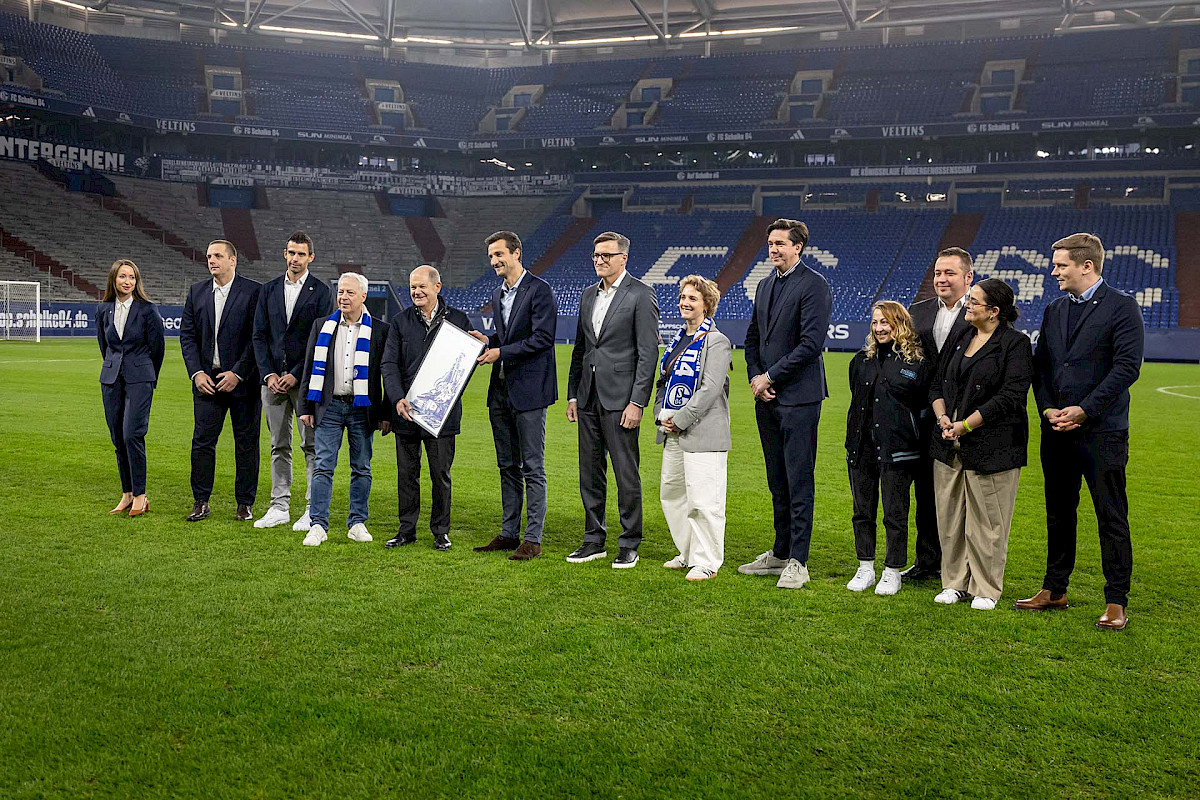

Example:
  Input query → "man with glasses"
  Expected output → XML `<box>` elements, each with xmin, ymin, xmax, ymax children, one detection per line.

<box><xmin>565</xmin><ymin>232</ymin><xmax>660</xmax><ymax>569</ymax></box>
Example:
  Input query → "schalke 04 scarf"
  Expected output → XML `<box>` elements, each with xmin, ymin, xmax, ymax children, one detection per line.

<box><xmin>306</xmin><ymin>310</ymin><xmax>372</xmax><ymax>407</ymax></box>
<box><xmin>660</xmin><ymin>317</ymin><xmax>712</xmax><ymax>411</ymax></box>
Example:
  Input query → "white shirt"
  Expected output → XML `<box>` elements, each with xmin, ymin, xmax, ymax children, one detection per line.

<box><xmin>283</xmin><ymin>270</ymin><xmax>308</xmax><ymax>323</ymax></box>
<box><xmin>500</xmin><ymin>269</ymin><xmax>526</xmax><ymax>327</ymax></box>
<box><xmin>591</xmin><ymin>268</ymin><xmax>628</xmax><ymax>339</ymax></box>
<box><xmin>212</xmin><ymin>278</ymin><xmax>234</xmax><ymax>369</ymax></box>
<box><xmin>933</xmin><ymin>294</ymin><xmax>966</xmax><ymax>353</ymax></box>
<box><xmin>330</xmin><ymin>310</ymin><xmax>369</xmax><ymax>397</ymax></box>
<box><xmin>114</xmin><ymin>297</ymin><xmax>132</xmax><ymax>339</ymax></box>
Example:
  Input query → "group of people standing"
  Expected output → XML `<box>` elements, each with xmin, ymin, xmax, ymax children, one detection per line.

<box><xmin>95</xmin><ymin>219</ymin><xmax>1142</xmax><ymax>630</ymax></box>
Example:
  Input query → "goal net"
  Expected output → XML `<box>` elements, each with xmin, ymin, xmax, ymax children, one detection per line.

<box><xmin>0</xmin><ymin>281</ymin><xmax>41</xmax><ymax>342</ymax></box>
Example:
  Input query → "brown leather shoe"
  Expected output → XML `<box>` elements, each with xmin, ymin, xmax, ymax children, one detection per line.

<box><xmin>473</xmin><ymin>535</ymin><xmax>521</xmax><ymax>552</ymax></box>
<box><xmin>508</xmin><ymin>541</ymin><xmax>542</xmax><ymax>561</ymax></box>
<box><xmin>1096</xmin><ymin>603</ymin><xmax>1128</xmax><ymax>631</ymax></box>
<box><xmin>1012</xmin><ymin>589</ymin><xmax>1069</xmax><ymax>611</ymax></box>
<box><xmin>186</xmin><ymin>501</ymin><xmax>211</xmax><ymax>522</ymax></box>
<box><xmin>235</xmin><ymin>504</ymin><xmax>254</xmax><ymax>521</ymax></box>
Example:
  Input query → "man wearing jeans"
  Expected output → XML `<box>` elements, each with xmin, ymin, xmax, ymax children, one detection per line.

<box><xmin>470</xmin><ymin>231</ymin><xmax>558</xmax><ymax>562</ymax></box>
<box><xmin>297</xmin><ymin>273</ymin><xmax>390</xmax><ymax>547</ymax></box>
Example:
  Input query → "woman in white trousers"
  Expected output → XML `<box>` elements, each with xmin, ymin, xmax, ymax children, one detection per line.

<box><xmin>655</xmin><ymin>275</ymin><xmax>732</xmax><ymax>581</ymax></box>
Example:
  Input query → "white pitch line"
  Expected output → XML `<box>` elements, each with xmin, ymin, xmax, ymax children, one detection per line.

<box><xmin>0</xmin><ymin>358</ymin><xmax>94</xmax><ymax>365</ymax></box>
<box><xmin>1157</xmin><ymin>385</ymin><xmax>1200</xmax><ymax>399</ymax></box>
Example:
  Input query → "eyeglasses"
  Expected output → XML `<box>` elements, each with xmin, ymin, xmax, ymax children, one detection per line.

<box><xmin>592</xmin><ymin>252</ymin><xmax>626</xmax><ymax>263</ymax></box>
<box><xmin>963</xmin><ymin>297</ymin><xmax>994</xmax><ymax>309</ymax></box>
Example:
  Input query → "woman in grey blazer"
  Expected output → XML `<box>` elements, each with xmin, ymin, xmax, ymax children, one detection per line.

<box><xmin>654</xmin><ymin>275</ymin><xmax>733</xmax><ymax>581</ymax></box>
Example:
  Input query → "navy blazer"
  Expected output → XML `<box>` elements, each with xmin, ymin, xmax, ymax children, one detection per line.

<box><xmin>298</xmin><ymin>315</ymin><xmax>390</xmax><ymax>429</ymax></box>
<box><xmin>382</xmin><ymin>300</ymin><xmax>475</xmax><ymax>439</ymax></box>
<box><xmin>909</xmin><ymin>295</ymin><xmax>971</xmax><ymax>363</ymax></box>
<box><xmin>745</xmin><ymin>262</ymin><xmax>833</xmax><ymax>406</ymax></box>
<box><xmin>252</xmin><ymin>272</ymin><xmax>334</xmax><ymax>384</ymax></box>
<box><xmin>179</xmin><ymin>274</ymin><xmax>262</xmax><ymax>393</ymax></box>
<box><xmin>487</xmin><ymin>272</ymin><xmax>558</xmax><ymax>412</ymax></box>
<box><xmin>96</xmin><ymin>299</ymin><xmax>165</xmax><ymax>385</ymax></box>
<box><xmin>1033</xmin><ymin>282</ymin><xmax>1144</xmax><ymax>433</ymax></box>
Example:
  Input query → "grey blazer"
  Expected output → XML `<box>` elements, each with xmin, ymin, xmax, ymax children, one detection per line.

<box><xmin>654</xmin><ymin>327</ymin><xmax>732</xmax><ymax>452</ymax></box>
<box><xmin>567</xmin><ymin>273</ymin><xmax>660</xmax><ymax>411</ymax></box>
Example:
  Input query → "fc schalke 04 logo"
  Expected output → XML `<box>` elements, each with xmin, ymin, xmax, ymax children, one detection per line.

<box><xmin>667</xmin><ymin>384</ymin><xmax>692</xmax><ymax>406</ymax></box>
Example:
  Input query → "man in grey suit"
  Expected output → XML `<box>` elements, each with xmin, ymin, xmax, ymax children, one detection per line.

<box><xmin>565</xmin><ymin>231</ymin><xmax>661</xmax><ymax>569</ymax></box>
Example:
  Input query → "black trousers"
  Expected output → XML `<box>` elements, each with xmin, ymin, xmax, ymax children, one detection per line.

<box><xmin>101</xmin><ymin>375</ymin><xmax>155</xmax><ymax>496</ymax></box>
<box><xmin>395</xmin><ymin>434</ymin><xmax>455</xmax><ymax>537</ymax></box>
<box><xmin>578</xmin><ymin>383</ymin><xmax>643</xmax><ymax>550</ymax></box>
<box><xmin>848</xmin><ymin>460</ymin><xmax>917</xmax><ymax>569</ymax></box>
<box><xmin>1041</xmin><ymin>427</ymin><xmax>1133</xmax><ymax>606</ymax></box>
<box><xmin>756</xmin><ymin>399</ymin><xmax>821</xmax><ymax>563</ymax></box>
<box><xmin>910</xmin><ymin>415</ymin><xmax>943</xmax><ymax>570</ymax></box>
<box><xmin>190</xmin><ymin>381</ymin><xmax>261</xmax><ymax>506</ymax></box>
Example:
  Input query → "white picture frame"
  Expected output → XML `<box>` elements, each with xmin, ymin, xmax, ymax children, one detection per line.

<box><xmin>405</xmin><ymin>320</ymin><xmax>485</xmax><ymax>437</ymax></box>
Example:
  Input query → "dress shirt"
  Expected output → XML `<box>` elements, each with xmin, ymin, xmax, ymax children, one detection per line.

<box><xmin>212</xmin><ymin>278</ymin><xmax>233</xmax><ymax>370</ymax></box>
<box><xmin>933</xmin><ymin>294</ymin><xmax>966</xmax><ymax>353</ymax></box>
<box><xmin>500</xmin><ymin>269</ymin><xmax>526</xmax><ymax>327</ymax></box>
<box><xmin>283</xmin><ymin>269</ymin><xmax>308</xmax><ymax>323</ymax></box>
<box><xmin>591</xmin><ymin>268</ymin><xmax>628</xmax><ymax>339</ymax></box>
<box><xmin>419</xmin><ymin>299</ymin><xmax>442</xmax><ymax>330</ymax></box>
<box><xmin>114</xmin><ymin>297</ymin><xmax>132</xmax><ymax>339</ymax></box>
<box><xmin>761</xmin><ymin>260</ymin><xmax>798</xmax><ymax>385</ymax></box>
<box><xmin>330</xmin><ymin>311</ymin><xmax>368</xmax><ymax>397</ymax></box>
<box><xmin>1069</xmin><ymin>277</ymin><xmax>1105</xmax><ymax>303</ymax></box>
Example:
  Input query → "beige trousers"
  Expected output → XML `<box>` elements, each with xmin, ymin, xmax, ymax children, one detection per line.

<box><xmin>933</xmin><ymin>452</ymin><xmax>1021</xmax><ymax>601</ymax></box>
<box><xmin>659</xmin><ymin>438</ymin><xmax>727</xmax><ymax>572</ymax></box>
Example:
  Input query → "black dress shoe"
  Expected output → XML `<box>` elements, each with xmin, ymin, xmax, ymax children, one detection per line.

<box><xmin>433</xmin><ymin>533</ymin><xmax>452</xmax><ymax>551</ymax></box>
<box><xmin>612</xmin><ymin>547</ymin><xmax>639</xmax><ymax>569</ymax></box>
<box><xmin>565</xmin><ymin>542</ymin><xmax>607</xmax><ymax>563</ymax></box>
<box><xmin>186</xmin><ymin>501</ymin><xmax>211</xmax><ymax>522</ymax></box>
<box><xmin>385</xmin><ymin>531</ymin><xmax>418</xmax><ymax>548</ymax></box>
<box><xmin>235</xmin><ymin>504</ymin><xmax>254</xmax><ymax>521</ymax></box>
<box><xmin>901</xmin><ymin>564</ymin><xmax>940</xmax><ymax>581</ymax></box>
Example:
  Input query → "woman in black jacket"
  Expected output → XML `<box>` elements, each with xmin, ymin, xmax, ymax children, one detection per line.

<box><xmin>929</xmin><ymin>278</ymin><xmax>1032</xmax><ymax>611</ymax></box>
<box><xmin>845</xmin><ymin>301</ymin><xmax>932</xmax><ymax>596</ymax></box>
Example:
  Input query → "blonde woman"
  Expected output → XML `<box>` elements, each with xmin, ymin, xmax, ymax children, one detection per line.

<box><xmin>97</xmin><ymin>259</ymin><xmax>165</xmax><ymax>517</ymax></box>
<box><xmin>654</xmin><ymin>275</ymin><xmax>732</xmax><ymax>581</ymax></box>
<box><xmin>844</xmin><ymin>301</ymin><xmax>932</xmax><ymax>595</ymax></box>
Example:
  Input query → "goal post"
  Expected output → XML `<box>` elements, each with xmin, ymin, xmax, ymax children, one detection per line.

<box><xmin>0</xmin><ymin>280</ymin><xmax>42</xmax><ymax>342</ymax></box>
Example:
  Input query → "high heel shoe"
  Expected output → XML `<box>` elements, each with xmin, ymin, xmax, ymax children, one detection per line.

<box><xmin>129</xmin><ymin>498</ymin><xmax>150</xmax><ymax>518</ymax></box>
<box><xmin>109</xmin><ymin>500</ymin><xmax>132</xmax><ymax>515</ymax></box>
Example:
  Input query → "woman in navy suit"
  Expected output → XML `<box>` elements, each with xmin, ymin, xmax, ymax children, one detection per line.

<box><xmin>97</xmin><ymin>259</ymin><xmax>165</xmax><ymax>517</ymax></box>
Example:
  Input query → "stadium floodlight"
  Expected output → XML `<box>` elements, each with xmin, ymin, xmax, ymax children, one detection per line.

<box><xmin>0</xmin><ymin>281</ymin><xmax>41</xmax><ymax>342</ymax></box>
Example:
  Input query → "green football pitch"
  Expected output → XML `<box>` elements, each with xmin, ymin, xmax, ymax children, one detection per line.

<box><xmin>2</xmin><ymin>340</ymin><xmax>1198</xmax><ymax>799</ymax></box>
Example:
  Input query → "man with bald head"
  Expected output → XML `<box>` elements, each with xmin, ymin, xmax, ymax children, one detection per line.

<box><xmin>381</xmin><ymin>265</ymin><xmax>475</xmax><ymax>551</ymax></box>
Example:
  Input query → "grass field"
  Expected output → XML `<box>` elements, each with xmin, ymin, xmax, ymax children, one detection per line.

<box><xmin>1</xmin><ymin>339</ymin><xmax>1198</xmax><ymax>799</ymax></box>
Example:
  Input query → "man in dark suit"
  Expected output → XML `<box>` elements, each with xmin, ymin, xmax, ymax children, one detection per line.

<box><xmin>739</xmin><ymin>218</ymin><xmax>833</xmax><ymax>590</ymax></box>
<box><xmin>251</xmin><ymin>230</ymin><xmax>334</xmax><ymax>532</ymax></box>
<box><xmin>297</xmin><ymin>272</ymin><xmax>391</xmax><ymax>547</ymax></box>
<box><xmin>381</xmin><ymin>265</ymin><xmax>474</xmax><ymax>552</ymax></box>
<box><xmin>469</xmin><ymin>231</ymin><xmax>558</xmax><ymax>562</ymax></box>
<box><xmin>1014</xmin><ymin>233</ymin><xmax>1144</xmax><ymax>631</ymax></box>
<box><xmin>565</xmin><ymin>231</ymin><xmax>660</xmax><ymax>569</ymax></box>
<box><xmin>904</xmin><ymin>246</ymin><xmax>975</xmax><ymax>580</ymax></box>
<box><xmin>179</xmin><ymin>240</ymin><xmax>262</xmax><ymax>522</ymax></box>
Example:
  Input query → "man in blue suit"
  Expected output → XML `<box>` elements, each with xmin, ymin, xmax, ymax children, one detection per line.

<box><xmin>179</xmin><ymin>240</ymin><xmax>263</xmax><ymax>522</ymax></box>
<box><xmin>470</xmin><ymin>231</ymin><xmax>558</xmax><ymax>562</ymax></box>
<box><xmin>1015</xmin><ymin>233</ymin><xmax>1144</xmax><ymax>631</ymax></box>
<box><xmin>251</xmin><ymin>231</ymin><xmax>333</xmax><ymax>532</ymax></box>
<box><xmin>739</xmin><ymin>219</ymin><xmax>833</xmax><ymax>590</ymax></box>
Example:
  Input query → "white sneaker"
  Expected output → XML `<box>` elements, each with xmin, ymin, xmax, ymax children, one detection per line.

<box><xmin>875</xmin><ymin>567</ymin><xmax>902</xmax><ymax>596</ymax></box>
<box><xmin>292</xmin><ymin>510</ymin><xmax>312</xmax><ymax>532</ymax></box>
<box><xmin>846</xmin><ymin>562</ymin><xmax>877</xmax><ymax>592</ymax></box>
<box><xmin>302</xmin><ymin>524</ymin><xmax>327</xmax><ymax>547</ymax></box>
<box><xmin>253</xmin><ymin>507</ymin><xmax>290</xmax><ymax>529</ymax></box>
<box><xmin>663</xmin><ymin>555</ymin><xmax>688</xmax><ymax>570</ymax></box>
<box><xmin>685</xmin><ymin>566</ymin><xmax>716</xmax><ymax>581</ymax></box>
<box><xmin>776</xmin><ymin>559</ymin><xmax>810</xmax><ymax>589</ymax></box>
<box><xmin>971</xmin><ymin>596</ymin><xmax>997</xmax><ymax>611</ymax></box>
<box><xmin>347</xmin><ymin>523</ymin><xmax>373</xmax><ymax>543</ymax></box>
<box><xmin>738</xmin><ymin>550</ymin><xmax>789</xmax><ymax>576</ymax></box>
<box><xmin>934</xmin><ymin>588</ymin><xmax>968</xmax><ymax>604</ymax></box>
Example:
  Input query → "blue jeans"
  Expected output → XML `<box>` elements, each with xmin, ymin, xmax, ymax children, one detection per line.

<box><xmin>309</xmin><ymin>401</ymin><xmax>374</xmax><ymax>532</ymax></box>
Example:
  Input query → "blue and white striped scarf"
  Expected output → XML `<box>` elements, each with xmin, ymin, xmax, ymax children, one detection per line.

<box><xmin>660</xmin><ymin>317</ymin><xmax>712</xmax><ymax>411</ymax></box>
<box><xmin>306</xmin><ymin>310</ymin><xmax>372</xmax><ymax>407</ymax></box>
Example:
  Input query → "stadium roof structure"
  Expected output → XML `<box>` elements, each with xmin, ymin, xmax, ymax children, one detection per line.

<box><xmin>34</xmin><ymin>0</ymin><xmax>1200</xmax><ymax>51</ymax></box>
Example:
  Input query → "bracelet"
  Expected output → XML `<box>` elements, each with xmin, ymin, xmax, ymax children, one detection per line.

<box><xmin>961</xmin><ymin>419</ymin><xmax>973</xmax><ymax>432</ymax></box>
